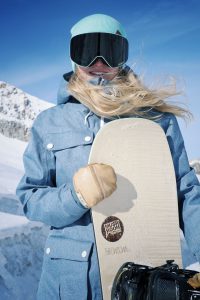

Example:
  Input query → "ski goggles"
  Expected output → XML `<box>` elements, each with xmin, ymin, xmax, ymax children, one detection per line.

<box><xmin>70</xmin><ymin>32</ymin><xmax>128</xmax><ymax>68</ymax></box>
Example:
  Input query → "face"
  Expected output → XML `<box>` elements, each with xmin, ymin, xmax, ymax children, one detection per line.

<box><xmin>77</xmin><ymin>59</ymin><xmax>120</xmax><ymax>81</ymax></box>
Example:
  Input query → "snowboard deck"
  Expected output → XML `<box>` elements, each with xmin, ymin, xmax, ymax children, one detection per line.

<box><xmin>89</xmin><ymin>118</ymin><xmax>182</xmax><ymax>300</ymax></box>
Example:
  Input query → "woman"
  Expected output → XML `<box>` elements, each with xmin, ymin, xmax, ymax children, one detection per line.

<box><xmin>16</xmin><ymin>14</ymin><xmax>200</xmax><ymax>299</ymax></box>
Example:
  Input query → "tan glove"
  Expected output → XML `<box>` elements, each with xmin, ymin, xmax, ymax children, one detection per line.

<box><xmin>188</xmin><ymin>273</ymin><xmax>200</xmax><ymax>288</ymax></box>
<box><xmin>73</xmin><ymin>163</ymin><xmax>117</xmax><ymax>208</ymax></box>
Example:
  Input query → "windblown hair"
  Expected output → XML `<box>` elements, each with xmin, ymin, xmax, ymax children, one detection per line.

<box><xmin>67</xmin><ymin>67</ymin><xmax>192</xmax><ymax>120</ymax></box>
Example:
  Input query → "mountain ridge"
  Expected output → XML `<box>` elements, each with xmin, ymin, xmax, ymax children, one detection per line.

<box><xmin>0</xmin><ymin>81</ymin><xmax>53</xmax><ymax>141</ymax></box>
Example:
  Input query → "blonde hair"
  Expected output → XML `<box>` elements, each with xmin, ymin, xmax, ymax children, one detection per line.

<box><xmin>67</xmin><ymin>67</ymin><xmax>192</xmax><ymax>120</ymax></box>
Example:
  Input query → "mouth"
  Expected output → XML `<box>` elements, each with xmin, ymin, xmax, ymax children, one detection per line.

<box><xmin>89</xmin><ymin>71</ymin><xmax>112</xmax><ymax>76</ymax></box>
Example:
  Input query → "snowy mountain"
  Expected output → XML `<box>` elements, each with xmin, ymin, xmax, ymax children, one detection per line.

<box><xmin>0</xmin><ymin>81</ymin><xmax>53</xmax><ymax>141</ymax></box>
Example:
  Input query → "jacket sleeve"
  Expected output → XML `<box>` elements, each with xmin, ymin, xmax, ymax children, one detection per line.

<box><xmin>166</xmin><ymin>114</ymin><xmax>200</xmax><ymax>262</ymax></box>
<box><xmin>16</xmin><ymin>115</ymin><xmax>88</xmax><ymax>228</ymax></box>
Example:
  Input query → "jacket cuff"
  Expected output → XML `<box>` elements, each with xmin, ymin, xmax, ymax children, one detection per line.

<box><xmin>65</xmin><ymin>184</ymin><xmax>89</xmax><ymax>213</ymax></box>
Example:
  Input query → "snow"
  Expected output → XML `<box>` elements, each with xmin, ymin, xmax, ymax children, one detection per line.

<box><xmin>0</xmin><ymin>212</ymin><xmax>29</xmax><ymax>230</ymax></box>
<box><xmin>0</xmin><ymin>133</ymin><xmax>27</xmax><ymax>170</ymax></box>
<box><xmin>0</xmin><ymin>134</ymin><xmax>27</xmax><ymax>194</ymax></box>
<box><xmin>0</xmin><ymin>82</ymin><xmax>51</xmax><ymax>300</ymax></box>
<box><xmin>0</xmin><ymin>221</ymin><xmax>48</xmax><ymax>300</ymax></box>
<box><xmin>0</xmin><ymin>81</ymin><xmax>54</xmax><ymax>141</ymax></box>
<box><xmin>0</xmin><ymin>81</ymin><xmax>53</xmax><ymax>125</ymax></box>
<box><xmin>190</xmin><ymin>159</ymin><xmax>200</xmax><ymax>175</ymax></box>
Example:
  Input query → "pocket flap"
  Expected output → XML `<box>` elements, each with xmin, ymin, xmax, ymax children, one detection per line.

<box><xmin>44</xmin><ymin>130</ymin><xmax>94</xmax><ymax>151</ymax></box>
<box><xmin>45</xmin><ymin>235</ymin><xmax>93</xmax><ymax>262</ymax></box>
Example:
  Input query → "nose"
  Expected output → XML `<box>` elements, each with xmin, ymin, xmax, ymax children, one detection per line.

<box><xmin>94</xmin><ymin>59</ymin><xmax>105</xmax><ymax>65</ymax></box>
<box><xmin>91</xmin><ymin>58</ymin><xmax>109</xmax><ymax>67</ymax></box>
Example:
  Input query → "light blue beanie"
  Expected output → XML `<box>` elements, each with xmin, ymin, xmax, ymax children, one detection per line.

<box><xmin>70</xmin><ymin>14</ymin><xmax>127</xmax><ymax>71</ymax></box>
<box><xmin>71</xmin><ymin>14</ymin><xmax>127</xmax><ymax>38</ymax></box>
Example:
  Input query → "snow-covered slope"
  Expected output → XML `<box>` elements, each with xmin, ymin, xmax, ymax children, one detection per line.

<box><xmin>0</xmin><ymin>83</ymin><xmax>51</xmax><ymax>300</ymax></box>
<box><xmin>0</xmin><ymin>218</ymin><xmax>48</xmax><ymax>300</ymax></box>
<box><xmin>0</xmin><ymin>81</ymin><xmax>53</xmax><ymax>141</ymax></box>
<box><xmin>0</xmin><ymin>134</ymin><xmax>48</xmax><ymax>299</ymax></box>
<box><xmin>0</xmin><ymin>133</ymin><xmax>26</xmax><ymax>194</ymax></box>
<box><xmin>0</xmin><ymin>125</ymin><xmax>33</xmax><ymax>215</ymax></box>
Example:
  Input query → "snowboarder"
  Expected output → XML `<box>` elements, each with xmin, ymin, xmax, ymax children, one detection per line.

<box><xmin>16</xmin><ymin>13</ymin><xmax>200</xmax><ymax>300</ymax></box>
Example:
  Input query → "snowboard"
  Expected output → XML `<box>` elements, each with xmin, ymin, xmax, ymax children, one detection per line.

<box><xmin>88</xmin><ymin>118</ymin><xmax>182</xmax><ymax>300</ymax></box>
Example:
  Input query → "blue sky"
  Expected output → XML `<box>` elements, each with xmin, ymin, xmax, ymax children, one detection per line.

<box><xmin>1</xmin><ymin>0</ymin><xmax>200</xmax><ymax>159</ymax></box>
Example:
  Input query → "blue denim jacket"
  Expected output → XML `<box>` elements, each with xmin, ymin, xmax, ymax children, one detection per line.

<box><xmin>16</xmin><ymin>72</ymin><xmax>200</xmax><ymax>300</ymax></box>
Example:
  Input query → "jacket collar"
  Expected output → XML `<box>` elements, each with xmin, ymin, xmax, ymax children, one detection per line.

<box><xmin>57</xmin><ymin>71</ymin><xmax>79</xmax><ymax>105</ymax></box>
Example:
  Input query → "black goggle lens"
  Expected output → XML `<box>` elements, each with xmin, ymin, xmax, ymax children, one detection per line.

<box><xmin>70</xmin><ymin>32</ymin><xmax>128</xmax><ymax>68</ymax></box>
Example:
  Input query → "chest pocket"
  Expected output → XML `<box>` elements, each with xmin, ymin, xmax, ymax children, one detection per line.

<box><xmin>43</xmin><ymin>130</ymin><xmax>95</xmax><ymax>186</ymax></box>
<box><xmin>44</xmin><ymin>130</ymin><xmax>94</xmax><ymax>150</ymax></box>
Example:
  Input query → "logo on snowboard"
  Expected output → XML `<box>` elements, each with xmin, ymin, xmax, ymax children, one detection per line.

<box><xmin>101</xmin><ymin>216</ymin><xmax>124</xmax><ymax>242</ymax></box>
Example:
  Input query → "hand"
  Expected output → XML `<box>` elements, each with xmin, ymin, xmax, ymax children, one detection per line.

<box><xmin>73</xmin><ymin>163</ymin><xmax>117</xmax><ymax>208</ymax></box>
<box><xmin>188</xmin><ymin>273</ymin><xmax>200</xmax><ymax>288</ymax></box>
